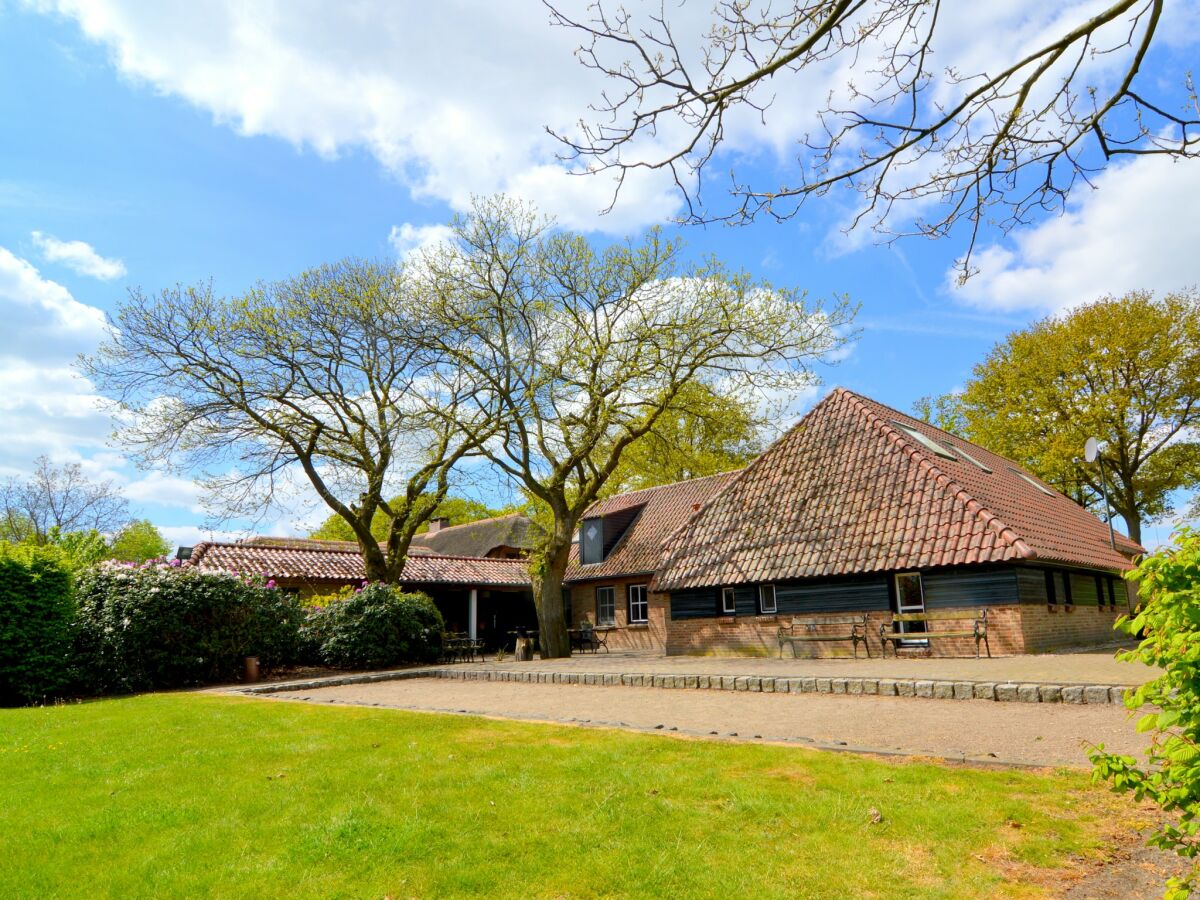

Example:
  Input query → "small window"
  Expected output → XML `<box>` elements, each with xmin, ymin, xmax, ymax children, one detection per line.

<box><xmin>892</xmin><ymin>422</ymin><xmax>956</xmax><ymax>459</ymax></box>
<box><xmin>1094</xmin><ymin>574</ymin><xmax>1106</xmax><ymax>609</ymax></box>
<box><xmin>759</xmin><ymin>584</ymin><xmax>777</xmax><ymax>614</ymax></box>
<box><xmin>627</xmin><ymin>584</ymin><xmax>648</xmax><ymax>624</ymax></box>
<box><xmin>580</xmin><ymin>518</ymin><xmax>605</xmax><ymax>565</ymax></box>
<box><xmin>596</xmin><ymin>586</ymin><xmax>616</xmax><ymax>626</ymax></box>
<box><xmin>1044</xmin><ymin>570</ymin><xmax>1057</xmax><ymax>606</ymax></box>
<box><xmin>1009</xmin><ymin>467</ymin><xmax>1054</xmax><ymax>496</ymax></box>
<box><xmin>721</xmin><ymin>586</ymin><xmax>737</xmax><ymax>615</ymax></box>
<box><xmin>1062</xmin><ymin>572</ymin><xmax>1074</xmax><ymax>607</ymax></box>
<box><xmin>1107</xmin><ymin>577</ymin><xmax>1118</xmax><ymax>608</ymax></box>
<box><xmin>946</xmin><ymin>442</ymin><xmax>993</xmax><ymax>473</ymax></box>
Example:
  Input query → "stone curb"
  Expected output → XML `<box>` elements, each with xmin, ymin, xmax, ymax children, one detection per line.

<box><xmin>236</xmin><ymin>667</ymin><xmax>1135</xmax><ymax>705</ymax></box>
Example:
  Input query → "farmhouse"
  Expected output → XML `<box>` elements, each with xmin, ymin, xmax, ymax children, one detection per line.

<box><xmin>568</xmin><ymin>388</ymin><xmax>1141</xmax><ymax>657</ymax></box>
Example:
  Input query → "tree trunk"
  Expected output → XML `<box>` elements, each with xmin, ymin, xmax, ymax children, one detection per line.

<box><xmin>533</xmin><ymin>535</ymin><xmax>573</xmax><ymax>658</ymax></box>
<box><xmin>1121</xmin><ymin>507</ymin><xmax>1142</xmax><ymax>546</ymax></box>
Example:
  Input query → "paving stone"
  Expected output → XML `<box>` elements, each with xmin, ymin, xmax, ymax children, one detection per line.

<box><xmin>876</xmin><ymin>679</ymin><xmax>898</xmax><ymax>696</ymax></box>
<box><xmin>721</xmin><ymin>676</ymin><xmax>738</xmax><ymax>691</ymax></box>
<box><xmin>846</xmin><ymin>678</ymin><xmax>864</xmax><ymax>695</ymax></box>
<box><xmin>1110</xmin><ymin>686</ymin><xmax>1129</xmax><ymax>705</ymax></box>
<box><xmin>953</xmin><ymin>682</ymin><xmax>974</xmax><ymax>700</ymax></box>
<box><xmin>697</xmin><ymin>675</ymin><xmax>710</xmax><ymax>689</ymax></box>
<box><xmin>747</xmin><ymin>677</ymin><xmax>762</xmax><ymax>692</ymax></box>
<box><xmin>1016</xmin><ymin>684</ymin><xmax>1041</xmax><ymax>703</ymax></box>
<box><xmin>605</xmin><ymin>674</ymin><xmax>620</xmax><ymax>686</ymax></box>
<box><xmin>932</xmin><ymin>681</ymin><xmax>955</xmax><ymax>700</ymax></box>
<box><xmin>830</xmin><ymin>678</ymin><xmax>847</xmax><ymax>694</ymax></box>
<box><xmin>1084</xmin><ymin>685</ymin><xmax>1112</xmax><ymax>704</ymax></box>
<box><xmin>915</xmin><ymin>680</ymin><xmax>935</xmax><ymax>698</ymax></box>
<box><xmin>761</xmin><ymin>677</ymin><xmax>776</xmax><ymax>693</ymax></box>
<box><xmin>816</xmin><ymin>678</ymin><xmax>833</xmax><ymax>693</ymax></box>
<box><xmin>1060</xmin><ymin>685</ymin><xmax>1085</xmax><ymax>704</ymax></box>
<box><xmin>685</xmin><ymin>675</ymin><xmax>699</xmax><ymax>689</ymax></box>
<box><xmin>994</xmin><ymin>683</ymin><xmax>1019</xmax><ymax>702</ymax></box>
<box><xmin>1038</xmin><ymin>685</ymin><xmax>1062</xmax><ymax>703</ymax></box>
<box><xmin>861</xmin><ymin>679</ymin><xmax>878</xmax><ymax>695</ymax></box>
<box><xmin>774</xmin><ymin>678</ymin><xmax>790</xmax><ymax>693</ymax></box>
<box><xmin>800</xmin><ymin>677</ymin><xmax>817</xmax><ymax>693</ymax></box>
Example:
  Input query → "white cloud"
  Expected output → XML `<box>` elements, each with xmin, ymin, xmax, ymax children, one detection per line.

<box><xmin>950</xmin><ymin>156</ymin><xmax>1200</xmax><ymax>313</ymax></box>
<box><xmin>388</xmin><ymin>223</ymin><xmax>454</xmax><ymax>261</ymax></box>
<box><xmin>31</xmin><ymin>230</ymin><xmax>126</xmax><ymax>280</ymax></box>
<box><xmin>30</xmin><ymin>0</ymin><xmax>684</xmax><ymax>232</ymax></box>
<box><xmin>122</xmin><ymin>471</ymin><xmax>206</xmax><ymax>514</ymax></box>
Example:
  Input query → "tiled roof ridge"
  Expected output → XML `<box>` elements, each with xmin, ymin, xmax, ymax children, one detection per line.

<box><xmin>187</xmin><ymin>541</ymin><xmax>529</xmax><ymax>566</ymax></box>
<box><xmin>839</xmin><ymin>389</ymin><xmax>1037</xmax><ymax>562</ymax></box>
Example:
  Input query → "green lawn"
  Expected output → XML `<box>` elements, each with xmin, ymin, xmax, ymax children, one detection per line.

<box><xmin>1</xmin><ymin>693</ymin><xmax>1124</xmax><ymax>898</ymax></box>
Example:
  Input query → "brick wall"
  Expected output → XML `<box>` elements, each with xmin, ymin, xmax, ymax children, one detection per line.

<box><xmin>665</xmin><ymin>606</ymin><xmax>1026</xmax><ymax>657</ymax></box>
<box><xmin>1019</xmin><ymin>601</ymin><xmax>1128</xmax><ymax>653</ymax></box>
<box><xmin>569</xmin><ymin>576</ymin><xmax>667</xmax><ymax>652</ymax></box>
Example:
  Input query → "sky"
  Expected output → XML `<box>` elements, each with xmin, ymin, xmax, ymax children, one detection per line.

<box><xmin>2</xmin><ymin>0</ymin><xmax>1198</xmax><ymax>551</ymax></box>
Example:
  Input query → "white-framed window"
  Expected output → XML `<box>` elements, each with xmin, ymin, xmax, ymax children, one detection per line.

<box><xmin>721</xmin><ymin>586</ymin><xmax>737</xmax><ymax>615</ymax></box>
<box><xmin>627</xmin><ymin>584</ymin><xmax>649</xmax><ymax>624</ymax></box>
<box><xmin>758</xmin><ymin>584</ymin><xmax>777</xmax><ymax>614</ymax></box>
<box><xmin>596</xmin><ymin>586</ymin><xmax>616</xmax><ymax>626</ymax></box>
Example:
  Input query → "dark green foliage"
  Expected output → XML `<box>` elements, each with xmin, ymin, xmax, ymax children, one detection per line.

<box><xmin>1091</xmin><ymin>527</ymin><xmax>1200</xmax><ymax>899</ymax></box>
<box><xmin>73</xmin><ymin>563</ymin><xmax>304</xmax><ymax>693</ymax></box>
<box><xmin>303</xmin><ymin>584</ymin><xmax>443</xmax><ymax>669</ymax></box>
<box><xmin>0</xmin><ymin>544</ymin><xmax>73</xmax><ymax>706</ymax></box>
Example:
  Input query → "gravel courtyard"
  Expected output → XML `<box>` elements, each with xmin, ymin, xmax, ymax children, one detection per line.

<box><xmin>262</xmin><ymin>676</ymin><xmax>1146</xmax><ymax>767</ymax></box>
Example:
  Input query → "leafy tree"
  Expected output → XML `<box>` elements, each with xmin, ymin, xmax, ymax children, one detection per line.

<box><xmin>600</xmin><ymin>381</ymin><xmax>765</xmax><ymax>497</ymax></box>
<box><xmin>926</xmin><ymin>291</ymin><xmax>1200</xmax><ymax>544</ymax></box>
<box><xmin>413</xmin><ymin>196</ymin><xmax>855</xmax><ymax>656</ymax></box>
<box><xmin>45</xmin><ymin>528</ymin><xmax>109</xmax><ymax>574</ymax></box>
<box><xmin>1091</xmin><ymin>527</ymin><xmax>1200</xmax><ymax>899</ymax></box>
<box><xmin>1</xmin><ymin>456</ymin><xmax>128</xmax><ymax>544</ymax></box>
<box><xmin>108</xmin><ymin>519</ymin><xmax>171</xmax><ymax>563</ymax></box>
<box><xmin>83</xmin><ymin>259</ymin><xmax>496</xmax><ymax>583</ymax></box>
<box><xmin>549</xmin><ymin>1</ymin><xmax>1197</xmax><ymax>277</ymax></box>
<box><xmin>310</xmin><ymin>495</ymin><xmax>502</xmax><ymax>542</ymax></box>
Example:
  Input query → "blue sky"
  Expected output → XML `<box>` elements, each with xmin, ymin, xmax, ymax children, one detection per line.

<box><xmin>2</xmin><ymin>1</ymin><xmax>1197</xmax><ymax>550</ymax></box>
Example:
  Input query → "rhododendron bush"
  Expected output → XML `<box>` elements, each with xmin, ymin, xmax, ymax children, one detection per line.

<box><xmin>73</xmin><ymin>559</ymin><xmax>304</xmax><ymax>693</ymax></box>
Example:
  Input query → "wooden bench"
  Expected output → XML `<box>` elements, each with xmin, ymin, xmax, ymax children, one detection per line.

<box><xmin>777</xmin><ymin>615</ymin><xmax>871</xmax><ymax>659</ymax></box>
<box><xmin>879</xmin><ymin>610</ymin><xmax>990</xmax><ymax>658</ymax></box>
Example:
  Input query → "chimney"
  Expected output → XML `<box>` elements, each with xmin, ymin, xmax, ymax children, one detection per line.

<box><xmin>428</xmin><ymin>517</ymin><xmax>451</xmax><ymax>533</ymax></box>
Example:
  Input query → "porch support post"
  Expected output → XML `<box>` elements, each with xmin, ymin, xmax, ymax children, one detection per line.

<box><xmin>468</xmin><ymin>588</ymin><xmax>478</xmax><ymax>641</ymax></box>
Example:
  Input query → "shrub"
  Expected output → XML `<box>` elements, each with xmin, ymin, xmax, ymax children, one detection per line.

<box><xmin>73</xmin><ymin>561</ymin><xmax>304</xmax><ymax>693</ymax></box>
<box><xmin>0</xmin><ymin>543</ymin><xmax>73</xmax><ymax>706</ymax></box>
<box><xmin>304</xmin><ymin>583</ymin><xmax>443</xmax><ymax>669</ymax></box>
<box><xmin>1091</xmin><ymin>527</ymin><xmax>1200</xmax><ymax>899</ymax></box>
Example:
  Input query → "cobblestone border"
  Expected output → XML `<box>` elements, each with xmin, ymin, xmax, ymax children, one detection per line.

<box><xmin>236</xmin><ymin>666</ymin><xmax>1133</xmax><ymax>705</ymax></box>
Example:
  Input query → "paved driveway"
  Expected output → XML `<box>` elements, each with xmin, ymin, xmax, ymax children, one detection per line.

<box><xmin>262</xmin><ymin>676</ymin><xmax>1146</xmax><ymax>767</ymax></box>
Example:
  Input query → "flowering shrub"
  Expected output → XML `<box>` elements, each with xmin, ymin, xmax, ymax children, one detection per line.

<box><xmin>303</xmin><ymin>583</ymin><xmax>443</xmax><ymax>669</ymax></box>
<box><xmin>0</xmin><ymin>543</ymin><xmax>73</xmax><ymax>706</ymax></box>
<box><xmin>1091</xmin><ymin>527</ymin><xmax>1200</xmax><ymax>899</ymax></box>
<box><xmin>73</xmin><ymin>559</ymin><xmax>304</xmax><ymax>693</ymax></box>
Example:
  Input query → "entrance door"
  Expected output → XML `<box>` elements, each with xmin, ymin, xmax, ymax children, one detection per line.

<box><xmin>893</xmin><ymin>572</ymin><xmax>927</xmax><ymax>643</ymax></box>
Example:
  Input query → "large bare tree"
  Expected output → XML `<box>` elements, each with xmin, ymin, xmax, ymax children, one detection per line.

<box><xmin>83</xmin><ymin>259</ymin><xmax>494</xmax><ymax>583</ymax></box>
<box><xmin>1</xmin><ymin>456</ymin><xmax>129</xmax><ymax>544</ymax></box>
<box><xmin>548</xmin><ymin>0</ymin><xmax>1198</xmax><ymax>276</ymax></box>
<box><xmin>412</xmin><ymin>196</ymin><xmax>855</xmax><ymax>657</ymax></box>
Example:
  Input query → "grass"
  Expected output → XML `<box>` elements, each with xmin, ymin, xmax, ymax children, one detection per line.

<box><xmin>0</xmin><ymin>693</ymin><xmax>1128</xmax><ymax>898</ymax></box>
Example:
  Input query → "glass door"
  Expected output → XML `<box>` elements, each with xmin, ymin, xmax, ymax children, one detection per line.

<box><xmin>893</xmin><ymin>572</ymin><xmax>927</xmax><ymax>644</ymax></box>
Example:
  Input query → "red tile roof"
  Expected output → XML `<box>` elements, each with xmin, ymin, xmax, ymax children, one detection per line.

<box><xmin>565</xmin><ymin>472</ymin><xmax>741</xmax><ymax>582</ymax></box>
<box><xmin>652</xmin><ymin>388</ymin><xmax>1140</xmax><ymax>592</ymax></box>
<box><xmin>187</xmin><ymin>540</ymin><xmax>530</xmax><ymax>587</ymax></box>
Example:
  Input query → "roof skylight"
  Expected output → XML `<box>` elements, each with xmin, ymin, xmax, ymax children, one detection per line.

<box><xmin>892</xmin><ymin>422</ymin><xmax>956</xmax><ymax>459</ymax></box>
<box><xmin>1008</xmin><ymin>467</ymin><xmax>1054</xmax><ymax>496</ymax></box>
<box><xmin>945</xmin><ymin>442</ymin><xmax>993</xmax><ymax>473</ymax></box>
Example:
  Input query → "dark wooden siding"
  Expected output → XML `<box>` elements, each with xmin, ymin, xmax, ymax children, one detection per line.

<box><xmin>1016</xmin><ymin>567</ymin><xmax>1048</xmax><ymax>604</ymax></box>
<box><xmin>775</xmin><ymin>577</ymin><xmax>890</xmax><ymax>614</ymax></box>
<box><xmin>921</xmin><ymin>567</ymin><xmax>1017</xmax><ymax>609</ymax></box>
<box><xmin>671</xmin><ymin>586</ymin><xmax>721</xmax><ymax>620</ymax></box>
<box><xmin>1016</xmin><ymin>565</ymin><xmax>1117</xmax><ymax>605</ymax></box>
<box><xmin>1070</xmin><ymin>571</ymin><xmax>1099</xmax><ymax>605</ymax></box>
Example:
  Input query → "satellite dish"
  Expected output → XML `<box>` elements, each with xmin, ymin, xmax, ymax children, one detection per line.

<box><xmin>1084</xmin><ymin>437</ymin><xmax>1100</xmax><ymax>463</ymax></box>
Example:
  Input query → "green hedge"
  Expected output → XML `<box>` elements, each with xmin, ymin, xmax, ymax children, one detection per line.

<box><xmin>0</xmin><ymin>544</ymin><xmax>74</xmax><ymax>706</ymax></box>
<box><xmin>303</xmin><ymin>584</ymin><xmax>443</xmax><ymax>669</ymax></box>
<box><xmin>73</xmin><ymin>562</ymin><xmax>305</xmax><ymax>694</ymax></box>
